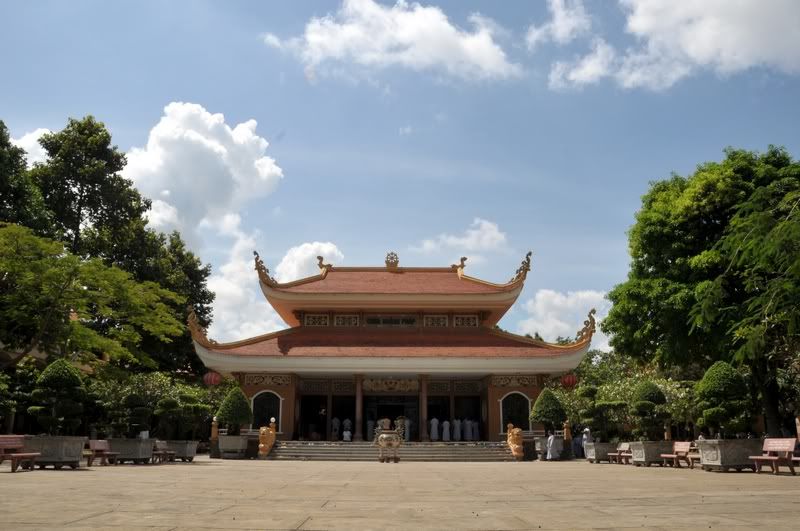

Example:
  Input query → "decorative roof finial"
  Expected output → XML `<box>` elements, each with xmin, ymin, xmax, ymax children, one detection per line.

<box><xmin>451</xmin><ymin>256</ymin><xmax>467</xmax><ymax>277</ymax></box>
<box><xmin>253</xmin><ymin>251</ymin><xmax>276</xmax><ymax>286</ymax></box>
<box><xmin>510</xmin><ymin>251</ymin><xmax>533</xmax><ymax>282</ymax></box>
<box><xmin>575</xmin><ymin>308</ymin><xmax>597</xmax><ymax>342</ymax></box>
<box><xmin>187</xmin><ymin>306</ymin><xmax>217</xmax><ymax>348</ymax></box>
<box><xmin>317</xmin><ymin>255</ymin><xmax>332</xmax><ymax>271</ymax></box>
<box><xmin>385</xmin><ymin>251</ymin><xmax>399</xmax><ymax>268</ymax></box>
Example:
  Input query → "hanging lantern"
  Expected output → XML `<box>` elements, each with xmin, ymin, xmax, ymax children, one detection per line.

<box><xmin>560</xmin><ymin>373</ymin><xmax>578</xmax><ymax>389</ymax></box>
<box><xmin>203</xmin><ymin>371</ymin><xmax>222</xmax><ymax>386</ymax></box>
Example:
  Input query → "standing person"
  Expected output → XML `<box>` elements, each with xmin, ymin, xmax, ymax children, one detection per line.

<box><xmin>453</xmin><ymin>418</ymin><xmax>462</xmax><ymax>441</ymax></box>
<box><xmin>464</xmin><ymin>418</ymin><xmax>473</xmax><ymax>441</ymax></box>
<box><xmin>546</xmin><ymin>431</ymin><xmax>555</xmax><ymax>460</ymax></box>
<box><xmin>581</xmin><ymin>427</ymin><xmax>593</xmax><ymax>455</ymax></box>
<box><xmin>331</xmin><ymin>417</ymin><xmax>341</xmax><ymax>441</ymax></box>
<box><xmin>430</xmin><ymin>417</ymin><xmax>440</xmax><ymax>441</ymax></box>
<box><xmin>442</xmin><ymin>419</ymin><xmax>451</xmax><ymax>442</ymax></box>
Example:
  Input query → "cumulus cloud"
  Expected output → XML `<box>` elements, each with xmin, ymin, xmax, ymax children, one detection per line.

<box><xmin>264</xmin><ymin>0</ymin><xmax>521</xmax><ymax>82</ymax></box>
<box><xmin>10</xmin><ymin>128</ymin><xmax>51</xmax><ymax>167</ymax></box>
<box><xmin>526</xmin><ymin>0</ymin><xmax>591</xmax><ymax>50</ymax></box>
<box><xmin>275</xmin><ymin>242</ymin><xmax>345</xmax><ymax>283</ymax></box>
<box><xmin>411</xmin><ymin>218</ymin><xmax>508</xmax><ymax>259</ymax></box>
<box><xmin>398</xmin><ymin>125</ymin><xmax>413</xmax><ymax>136</ymax></box>
<box><xmin>549</xmin><ymin>38</ymin><xmax>615</xmax><ymax>89</ymax></box>
<box><xmin>517</xmin><ymin>289</ymin><xmax>611</xmax><ymax>351</ymax></box>
<box><xmin>123</xmin><ymin>102</ymin><xmax>283</xmax><ymax>239</ymax></box>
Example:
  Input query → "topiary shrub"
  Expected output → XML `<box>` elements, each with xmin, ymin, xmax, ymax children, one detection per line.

<box><xmin>530</xmin><ymin>388</ymin><xmax>567</xmax><ymax>433</ymax></box>
<box><xmin>577</xmin><ymin>385</ymin><xmax>625</xmax><ymax>442</ymax></box>
<box><xmin>26</xmin><ymin>358</ymin><xmax>86</xmax><ymax>435</ymax></box>
<box><xmin>695</xmin><ymin>361</ymin><xmax>750</xmax><ymax>438</ymax></box>
<box><xmin>630</xmin><ymin>380</ymin><xmax>669</xmax><ymax>441</ymax></box>
<box><xmin>216</xmin><ymin>387</ymin><xmax>252</xmax><ymax>436</ymax></box>
<box><xmin>155</xmin><ymin>393</ymin><xmax>212</xmax><ymax>440</ymax></box>
<box><xmin>155</xmin><ymin>397</ymin><xmax>181</xmax><ymax>440</ymax></box>
<box><xmin>110</xmin><ymin>393</ymin><xmax>152</xmax><ymax>438</ymax></box>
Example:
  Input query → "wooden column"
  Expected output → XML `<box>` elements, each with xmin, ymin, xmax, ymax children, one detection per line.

<box><xmin>326</xmin><ymin>390</ymin><xmax>333</xmax><ymax>441</ymax></box>
<box><xmin>420</xmin><ymin>374</ymin><xmax>429</xmax><ymax>441</ymax></box>
<box><xmin>354</xmin><ymin>374</ymin><xmax>364</xmax><ymax>441</ymax></box>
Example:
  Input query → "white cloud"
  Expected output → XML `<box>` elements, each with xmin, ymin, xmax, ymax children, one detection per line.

<box><xmin>412</xmin><ymin>218</ymin><xmax>507</xmax><ymax>256</ymax></box>
<box><xmin>549</xmin><ymin>38</ymin><xmax>615</xmax><ymax>89</ymax></box>
<box><xmin>10</xmin><ymin>128</ymin><xmax>51</xmax><ymax>167</ymax></box>
<box><xmin>123</xmin><ymin>101</ymin><xmax>283</xmax><ymax>239</ymax></box>
<box><xmin>526</xmin><ymin>0</ymin><xmax>591</xmax><ymax>50</ymax></box>
<box><xmin>275</xmin><ymin>242</ymin><xmax>345</xmax><ymax>283</ymax></box>
<box><xmin>264</xmin><ymin>0</ymin><xmax>521</xmax><ymax>82</ymax></box>
<box><xmin>517</xmin><ymin>289</ymin><xmax>611</xmax><ymax>351</ymax></box>
<box><xmin>398</xmin><ymin>125</ymin><xmax>413</xmax><ymax>136</ymax></box>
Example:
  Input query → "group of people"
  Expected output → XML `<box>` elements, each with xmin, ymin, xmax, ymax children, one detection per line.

<box><xmin>429</xmin><ymin>417</ymin><xmax>480</xmax><ymax>441</ymax></box>
<box><xmin>330</xmin><ymin>417</ymin><xmax>353</xmax><ymax>441</ymax></box>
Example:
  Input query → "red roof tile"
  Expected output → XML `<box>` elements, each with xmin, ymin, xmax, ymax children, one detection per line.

<box><xmin>205</xmin><ymin>327</ymin><xmax>586</xmax><ymax>358</ymax></box>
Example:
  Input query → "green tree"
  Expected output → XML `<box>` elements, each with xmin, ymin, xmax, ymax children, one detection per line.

<box><xmin>629</xmin><ymin>381</ymin><xmax>669</xmax><ymax>441</ymax></box>
<box><xmin>27</xmin><ymin>359</ymin><xmax>86</xmax><ymax>435</ymax></box>
<box><xmin>529</xmin><ymin>388</ymin><xmax>567</xmax><ymax>433</ymax></box>
<box><xmin>603</xmin><ymin>146</ymin><xmax>798</xmax><ymax>435</ymax></box>
<box><xmin>216</xmin><ymin>387</ymin><xmax>252</xmax><ymax>436</ymax></box>
<box><xmin>0</xmin><ymin>121</ymin><xmax>48</xmax><ymax>230</ymax></box>
<box><xmin>695</xmin><ymin>361</ymin><xmax>750</xmax><ymax>438</ymax></box>
<box><xmin>0</xmin><ymin>223</ymin><xmax>183</xmax><ymax>368</ymax></box>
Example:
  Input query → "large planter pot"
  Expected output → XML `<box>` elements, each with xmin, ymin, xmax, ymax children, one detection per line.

<box><xmin>109</xmin><ymin>438</ymin><xmax>154</xmax><ymax>464</ymax></box>
<box><xmin>218</xmin><ymin>435</ymin><xmax>249</xmax><ymax>458</ymax></box>
<box><xmin>534</xmin><ymin>436</ymin><xmax>564</xmax><ymax>461</ymax></box>
<box><xmin>630</xmin><ymin>440</ymin><xmax>673</xmax><ymax>466</ymax></box>
<box><xmin>166</xmin><ymin>440</ymin><xmax>199</xmax><ymax>462</ymax></box>
<box><xmin>23</xmin><ymin>435</ymin><xmax>86</xmax><ymax>469</ymax></box>
<box><xmin>696</xmin><ymin>439</ymin><xmax>762</xmax><ymax>472</ymax></box>
<box><xmin>585</xmin><ymin>442</ymin><xmax>617</xmax><ymax>463</ymax></box>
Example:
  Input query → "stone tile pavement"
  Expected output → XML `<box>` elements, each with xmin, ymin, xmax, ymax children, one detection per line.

<box><xmin>2</xmin><ymin>456</ymin><xmax>799</xmax><ymax>529</ymax></box>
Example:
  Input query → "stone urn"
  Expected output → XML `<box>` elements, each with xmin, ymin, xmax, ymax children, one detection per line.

<box><xmin>584</xmin><ymin>441</ymin><xmax>617</xmax><ymax>463</ymax></box>
<box><xmin>23</xmin><ymin>435</ymin><xmax>86</xmax><ymax>469</ymax></box>
<box><xmin>696</xmin><ymin>439</ymin><xmax>763</xmax><ymax>472</ymax></box>
<box><xmin>166</xmin><ymin>440</ymin><xmax>199</xmax><ymax>462</ymax></box>
<box><xmin>109</xmin><ymin>438</ymin><xmax>154</xmax><ymax>464</ymax></box>
<box><xmin>218</xmin><ymin>435</ymin><xmax>249</xmax><ymax>458</ymax></box>
<box><xmin>630</xmin><ymin>440</ymin><xmax>673</xmax><ymax>466</ymax></box>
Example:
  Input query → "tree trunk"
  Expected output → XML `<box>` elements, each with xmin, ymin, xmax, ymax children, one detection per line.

<box><xmin>751</xmin><ymin>358</ymin><xmax>782</xmax><ymax>436</ymax></box>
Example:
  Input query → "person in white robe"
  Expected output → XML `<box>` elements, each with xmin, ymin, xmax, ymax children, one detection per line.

<box><xmin>442</xmin><ymin>420</ymin><xmax>451</xmax><ymax>441</ymax></box>
<box><xmin>581</xmin><ymin>428</ymin><xmax>593</xmax><ymax>453</ymax></box>
<box><xmin>343</xmin><ymin>429</ymin><xmax>352</xmax><ymax>442</ymax></box>
<box><xmin>331</xmin><ymin>417</ymin><xmax>340</xmax><ymax>440</ymax></box>
<box><xmin>430</xmin><ymin>417</ymin><xmax>439</xmax><ymax>441</ymax></box>
<box><xmin>463</xmin><ymin>419</ymin><xmax>473</xmax><ymax>441</ymax></box>
<box><xmin>546</xmin><ymin>431</ymin><xmax>555</xmax><ymax>460</ymax></box>
<box><xmin>453</xmin><ymin>418</ymin><xmax>462</xmax><ymax>441</ymax></box>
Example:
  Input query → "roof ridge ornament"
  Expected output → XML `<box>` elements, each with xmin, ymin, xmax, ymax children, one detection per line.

<box><xmin>187</xmin><ymin>306</ymin><xmax>217</xmax><ymax>348</ymax></box>
<box><xmin>385</xmin><ymin>251</ymin><xmax>399</xmax><ymax>269</ymax></box>
<box><xmin>510</xmin><ymin>251</ymin><xmax>533</xmax><ymax>282</ymax></box>
<box><xmin>451</xmin><ymin>256</ymin><xmax>467</xmax><ymax>278</ymax></box>
<box><xmin>253</xmin><ymin>251</ymin><xmax>277</xmax><ymax>286</ymax></box>
<box><xmin>317</xmin><ymin>255</ymin><xmax>333</xmax><ymax>272</ymax></box>
<box><xmin>575</xmin><ymin>308</ymin><xmax>597</xmax><ymax>342</ymax></box>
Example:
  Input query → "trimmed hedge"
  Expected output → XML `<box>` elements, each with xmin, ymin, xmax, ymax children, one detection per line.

<box><xmin>695</xmin><ymin>361</ymin><xmax>749</xmax><ymax>437</ymax></box>
<box><xmin>530</xmin><ymin>388</ymin><xmax>566</xmax><ymax>432</ymax></box>
<box><xmin>216</xmin><ymin>387</ymin><xmax>252</xmax><ymax>435</ymax></box>
<box><xmin>27</xmin><ymin>359</ymin><xmax>86</xmax><ymax>435</ymax></box>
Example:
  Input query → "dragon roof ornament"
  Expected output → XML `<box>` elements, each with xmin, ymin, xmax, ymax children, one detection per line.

<box><xmin>187</xmin><ymin>307</ymin><xmax>217</xmax><ymax>348</ymax></box>
<box><xmin>510</xmin><ymin>251</ymin><xmax>533</xmax><ymax>282</ymax></box>
<box><xmin>253</xmin><ymin>251</ymin><xmax>277</xmax><ymax>286</ymax></box>
<box><xmin>317</xmin><ymin>255</ymin><xmax>333</xmax><ymax>271</ymax></box>
<box><xmin>575</xmin><ymin>308</ymin><xmax>597</xmax><ymax>342</ymax></box>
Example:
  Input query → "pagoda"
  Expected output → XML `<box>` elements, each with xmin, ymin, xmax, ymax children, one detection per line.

<box><xmin>190</xmin><ymin>251</ymin><xmax>595</xmax><ymax>442</ymax></box>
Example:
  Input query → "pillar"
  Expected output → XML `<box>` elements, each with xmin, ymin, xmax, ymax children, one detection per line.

<box><xmin>420</xmin><ymin>374</ymin><xmax>429</xmax><ymax>441</ymax></box>
<box><xmin>354</xmin><ymin>374</ymin><xmax>364</xmax><ymax>441</ymax></box>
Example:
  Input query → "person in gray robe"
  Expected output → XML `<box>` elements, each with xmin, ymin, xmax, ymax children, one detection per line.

<box><xmin>430</xmin><ymin>417</ymin><xmax>439</xmax><ymax>441</ymax></box>
<box><xmin>343</xmin><ymin>418</ymin><xmax>352</xmax><ymax>435</ymax></box>
<box><xmin>453</xmin><ymin>418</ymin><xmax>462</xmax><ymax>441</ymax></box>
<box><xmin>463</xmin><ymin>419</ymin><xmax>473</xmax><ymax>441</ymax></box>
<box><xmin>442</xmin><ymin>420</ymin><xmax>451</xmax><ymax>441</ymax></box>
<box><xmin>331</xmin><ymin>417</ymin><xmax>340</xmax><ymax>440</ymax></box>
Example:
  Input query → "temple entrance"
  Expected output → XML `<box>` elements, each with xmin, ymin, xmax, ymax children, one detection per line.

<box><xmin>501</xmin><ymin>392</ymin><xmax>531</xmax><ymax>432</ymax></box>
<box><xmin>330</xmin><ymin>395</ymin><xmax>355</xmax><ymax>440</ymax></box>
<box><xmin>253</xmin><ymin>391</ymin><xmax>282</xmax><ymax>432</ymax></box>
<box><xmin>365</xmin><ymin>395</ymin><xmax>419</xmax><ymax>440</ymax></box>
<box><xmin>298</xmin><ymin>395</ymin><xmax>327</xmax><ymax>440</ymax></box>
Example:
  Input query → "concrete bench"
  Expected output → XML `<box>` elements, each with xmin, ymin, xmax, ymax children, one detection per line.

<box><xmin>608</xmin><ymin>442</ymin><xmax>632</xmax><ymax>464</ymax></box>
<box><xmin>0</xmin><ymin>435</ymin><xmax>41</xmax><ymax>473</ymax></box>
<box><xmin>86</xmin><ymin>440</ymin><xmax>119</xmax><ymax>467</ymax></box>
<box><xmin>749</xmin><ymin>438</ymin><xmax>797</xmax><ymax>475</ymax></box>
<box><xmin>152</xmin><ymin>440</ymin><xmax>176</xmax><ymax>464</ymax></box>
<box><xmin>661</xmin><ymin>441</ymin><xmax>693</xmax><ymax>468</ymax></box>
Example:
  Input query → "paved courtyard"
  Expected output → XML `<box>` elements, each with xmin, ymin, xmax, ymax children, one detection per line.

<box><xmin>2</xmin><ymin>456</ymin><xmax>799</xmax><ymax>530</ymax></box>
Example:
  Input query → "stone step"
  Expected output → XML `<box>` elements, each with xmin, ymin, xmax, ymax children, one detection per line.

<box><xmin>268</xmin><ymin>440</ymin><xmax>513</xmax><ymax>461</ymax></box>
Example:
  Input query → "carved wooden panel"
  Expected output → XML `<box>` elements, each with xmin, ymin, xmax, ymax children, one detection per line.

<box><xmin>334</xmin><ymin>314</ymin><xmax>360</xmax><ymax>327</ymax></box>
<box><xmin>304</xmin><ymin>314</ymin><xmax>329</xmax><ymax>326</ymax></box>
<box><xmin>491</xmin><ymin>375</ymin><xmax>539</xmax><ymax>388</ymax></box>
<box><xmin>423</xmin><ymin>315</ymin><xmax>448</xmax><ymax>328</ymax></box>
<box><xmin>362</xmin><ymin>378</ymin><xmax>419</xmax><ymax>393</ymax></box>
<box><xmin>332</xmin><ymin>380</ymin><xmax>355</xmax><ymax>394</ymax></box>
<box><xmin>300</xmin><ymin>379</ymin><xmax>330</xmax><ymax>394</ymax></box>
<box><xmin>244</xmin><ymin>374</ymin><xmax>292</xmax><ymax>387</ymax></box>
<box><xmin>454</xmin><ymin>380</ymin><xmax>482</xmax><ymax>394</ymax></box>
<box><xmin>453</xmin><ymin>315</ymin><xmax>479</xmax><ymax>328</ymax></box>
<box><xmin>428</xmin><ymin>381</ymin><xmax>450</xmax><ymax>394</ymax></box>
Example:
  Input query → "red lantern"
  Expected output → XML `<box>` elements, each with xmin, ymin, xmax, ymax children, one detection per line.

<box><xmin>561</xmin><ymin>373</ymin><xmax>577</xmax><ymax>389</ymax></box>
<box><xmin>203</xmin><ymin>371</ymin><xmax>222</xmax><ymax>386</ymax></box>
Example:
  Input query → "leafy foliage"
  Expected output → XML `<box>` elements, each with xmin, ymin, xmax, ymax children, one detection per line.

<box><xmin>529</xmin><ymin>388</ymin><xmax>566</xmax><ymax>432</ymax></box>
<box><xmin>0</xmin><ymin>121</ymin><xmax>48</xmax><ymax>230</ymax></box>
<box><xmin>26</xmin><ymin>359</ymin><xmax>85</xmax><ymax>435</ymax></box>
<box><xmin>575</xmin><ymin>385</ymin><xmax>626</xmax><ymax>442</ymax></box>
<box><xmin>628</xmin><ymin>380</ymin><xmax>669</xmax><ymax>441</ymax></box>
<box><xmin>695</xmin><ymin>361</ymin><xmax>750</xmax><ymax>437</ymax></box>
<box><xmin>216</xmin><ymin>387</ymin><xmax>253</xmax><ymax>435</ymax></box>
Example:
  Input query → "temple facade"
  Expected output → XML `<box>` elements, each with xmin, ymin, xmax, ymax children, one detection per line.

<box><xmin>190</xmin><ymin>251</ymin><xmax>596</xmax><ymax>442</ymax></box>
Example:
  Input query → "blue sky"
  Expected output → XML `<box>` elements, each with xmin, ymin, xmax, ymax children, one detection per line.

<box><xmin>2</xmin><ymin>0</ymin><xmax>799</xmax><ymax>347</ymax></box>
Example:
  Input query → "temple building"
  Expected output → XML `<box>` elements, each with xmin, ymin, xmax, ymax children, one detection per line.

<box><xmin>189</xmin><ymin>251</ymin><xmax>596</xmax><ymax>442</ymax></box>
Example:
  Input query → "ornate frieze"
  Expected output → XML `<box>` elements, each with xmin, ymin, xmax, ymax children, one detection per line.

<box><xmin>423</xmin><ymin>315</ymin><xmax>448</xmax><ymax>328</ymax></box>
<box><xmin>454</xmin><ymin>380</ymin><xmax>482</xmax><ymax>394</ymax></box>
<box><xmin>304</xmin><ymin>314</ymin><xmax>329</xmax><ymax>327</ymax></box>
<box><xmin>332</xmin><ymin>380</ymin><xmax>355</xmax><ymax>394</ymax></box>
<box><xmin>363</xmin><ymin>378</ymin><xmax>419</xmax><ymax>393</ymax></box>
<box><xmin>334</xmin><ymin>314</ymin><xmax>360</xmax><ymax>327</ymax></box>
<box><xmin>453</xmin><ymin>315</ymin><xmax>479</xmax><ymax>328</ymax></box>
<box><xmin>300</xmin><ymin>379</ymin><xmax>330</xmax><ymax>394</ymax></box>
<box><xmin>491</xmin><ymin>375</ymin><xmax>539</xmax><ymax>388</ymax></box>
<box><xmin>244</xmin><ymin>374</ymin><xmax>292</xmax><ymax>387</ymax></box>
<box><xmin>427</xmin><ymin>381</ymin><xmax>450</xmax><ymax>394</ymax></box>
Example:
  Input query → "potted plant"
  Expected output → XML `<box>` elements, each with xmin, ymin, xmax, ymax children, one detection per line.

<box><xmin>157</xmin><ymin>393</ymin><xmax>210</xmax><ymax>462</ymax></box>
<box><xmin>216</xmin><ymin>386</ymin><xmax>252</xmax><ymax>458</ymax></box>
<box><xmin>24</xmin><ymin>359</ymin><xmax>88</xmax><ymax>469</ymax></box>
<box><xmin>694</xmin><ymin>361</ymin><xmax>760</xmax><ymax>471</ymax></box>
<box><xmin>578</xmin><ymin>385</ymin><xmax>626</xmax><ymax>463</ymax></box>
<box><xmin>529</xmin><ymin>389</ymin><xmax>567</xmax><ymax>460</ymax></box>
<box><xmin>629</xmin><ymin>380</ymin><xmax>673</xmax><ymax>466</ymax></box>
<box><xmin>108</xmin><ymin>393</ymin><xmax>154</xmax><ymax>464</ymax></box>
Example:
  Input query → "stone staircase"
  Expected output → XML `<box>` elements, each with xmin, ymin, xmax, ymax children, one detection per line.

<box><xmin>268</xmin><ymin>440</ymin><xmax>513</xmax><ymax>462</ymax></box>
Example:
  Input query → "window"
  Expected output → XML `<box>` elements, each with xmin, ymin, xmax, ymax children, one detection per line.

<box><xmin>304</xmin><ymin>314</ymin><xmax>329</xmax><ymax>326</ymax></box>
<box><xmin>453</xmin><ymin>315</ymin><xmax>479</xmax><ymax>328</ymax></box>
<box><xmin>364</xmin><ymin>315</ymin><xmax>417</xmax><ymax>327</ymax></box>
<box><xmin>252</xmin><ymin>391</ymin><xmax>282</xmax><ymax>432</ymax></box>
<box><xmin>423</xmin><ymin>315</ymin><xmax>448</xmax><ymax>328</ymax></box>
<box><xmin>334</xmin><ymin>314</ymin><xmax>360</xmax><ymax>327</ymax></box>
